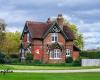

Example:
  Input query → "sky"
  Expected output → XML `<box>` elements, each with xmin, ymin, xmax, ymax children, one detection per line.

<box><xmin>0</xmin><ymin>0</ymin><xmax>100</xmax><ymax>50</ymax></box>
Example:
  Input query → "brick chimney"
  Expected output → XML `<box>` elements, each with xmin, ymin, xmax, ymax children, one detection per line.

<box><xmin>47</xmin><ymin>18</ymin><xmax>51</xmax><ymax>24</ymax></box>
<box><xmin>56</xmin><ymin>14</ymin><xmax>64</xmax><ymax>28</ymax></box>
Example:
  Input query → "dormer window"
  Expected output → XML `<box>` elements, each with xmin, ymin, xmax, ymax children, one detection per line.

<box><xmin>51</xmin><ymin>33</ymin><xmax>58</xmax><ymax>42</ymax></box>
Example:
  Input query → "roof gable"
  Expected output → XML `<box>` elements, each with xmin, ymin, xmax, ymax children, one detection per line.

<box><xmin>21</xmin><ymin>21</ymin><xmax>75</xmax><ymax>40</ymax></box>
<box><xmin>47</xmin><ymin>42</ymin><xmax>63</xmax><ymax>50</ymax></box>
<box><xmin>42</xmin><ymin>22</ymin><xmax>68</xmax><ymax>40</ymax></box>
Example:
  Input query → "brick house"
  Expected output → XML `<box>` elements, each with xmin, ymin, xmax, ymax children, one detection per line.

<box><xmin>20</xmin><ymin>14</ymin><xmax>80</xmax><ymax>63</ymax></box>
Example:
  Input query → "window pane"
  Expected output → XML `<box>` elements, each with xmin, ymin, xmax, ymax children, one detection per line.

<box><xmin>52</xmin><ymin>37</ymin><xmax>54</xmax><ymax>41</ymax></box>
<box><xmin>66</xmin><ymin>49</ymin><xmax>71</xmax><ymax>56</ymax></box>
<box><xmin>55</xmin><ymin>37</ymin><xmax>57</xmax><ymax>41</ymax></box>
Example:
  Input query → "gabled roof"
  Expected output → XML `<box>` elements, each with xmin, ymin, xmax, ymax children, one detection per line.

<box><xmin>42</xmin><ymin>22</ymin><xmax>68</xmax><ymax>40</ymax></box>
<box><xmin>47</xmin><ymin>42</ymin><xmax>64</xmax><ymax>50</ymax></box>
<box><xmin>21</xmin><ymin>21</ymin><xmax>75</xmax><ymax>40</ymax></box>
<box><xmin>63</xmin><ymin>25</ymin><xmax>75</xmax><ymax>40</ymax></box>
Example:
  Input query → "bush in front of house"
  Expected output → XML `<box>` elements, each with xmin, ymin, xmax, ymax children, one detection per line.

<box><xmin>72</xmin><ymin>57</ymin><xmax>81</xmax><ymax>66</ymax></box>
<box><xmin>26</xmin><ymin>53</ymin><xmax>33</xmax><ymax>63</ymax></box>
<box><xmin>66</xmin><ymin>57</ymin><xmax>73</xmax><ymax>63</ymax></box>
<box><xmin>33</xmin><ymin>60</ymin><xmax>42</xmax><ymax>64</ymax></box>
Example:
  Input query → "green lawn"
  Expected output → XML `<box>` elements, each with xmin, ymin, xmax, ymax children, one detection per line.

<box><xmin>0</xmin><ymin>64</ymin><xmax>100</xmax><ymax>70</ymax></box>
<box><xmin>0</xmin><ymin>72</ymin><xmax>100</xmax><ymax>80</ymax></box>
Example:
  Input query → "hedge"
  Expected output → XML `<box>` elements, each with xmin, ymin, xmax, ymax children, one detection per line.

<box><xmin>80</xmin><ymin>51</ymin><xmax>100</xmax><ymax>59</ymax></box>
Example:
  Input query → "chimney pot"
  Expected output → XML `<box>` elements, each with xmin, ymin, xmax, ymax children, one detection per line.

<box><xmin>56</xmin><ymin>14</ymin><xmax>64</xmax><ymax>28</ymax></box>
<box><xmin>58</xmin><ymin>14</ymin><xmax>62</xmax><ymax>18</ymax></box>
<box><xmin>47</xmin><ymin>18</ymin><xmax>51</xmax><ymax>23</ymax></box>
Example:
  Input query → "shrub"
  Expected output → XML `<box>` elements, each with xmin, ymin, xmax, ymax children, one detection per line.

<box><xmin>72</xmin><ymin>57</ymin><xmax>81</xmax><ymax>66</ymax></box>
<box><xmin>4</xmin><ymin>55</ymin><xmax>12</xmax><ymax>64</ymax></box>
<box><xmin>10</xmin><ymin>54</ymin><xmax>19</xmax><ymax>58</ymax></box>
<box><xmin>66</xmin><ymin>57</ymin><xmax>73</xmax><ymax>63</ymax></box>
<box><xmin>33</xmin><ymin>60</ymin><xmax>42</xmax><ymax>64</ymax></box>
<box><xmin>26</xmin><ymin>53</ymin><xmax>33</xmax><ymax>63</ymax></box>
<box><xmin>0</xmin><ymin>52</ymin><xmax>5</xmax><ymax>64</ymax></box>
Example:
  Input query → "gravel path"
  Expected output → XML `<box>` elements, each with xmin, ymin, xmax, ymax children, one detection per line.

<box><xmin>1</xmin><ymin>69</ymin><xmax>100</xmax><ymax>73</ymax></box>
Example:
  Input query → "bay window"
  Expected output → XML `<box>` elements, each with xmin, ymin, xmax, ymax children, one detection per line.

<box><xmin>49</xmin><ymin>49</ymin><xmax>61</xmax><ymax>59</ymax></box>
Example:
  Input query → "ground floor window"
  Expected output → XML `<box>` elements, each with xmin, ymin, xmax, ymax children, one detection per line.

<box><xmin>49</xmin><ymin>49</ymin><xmax>61</xmax><ymax>59</ymax></box>
<box><xmin>66</xmin><ymin>49</ymin><xmax>71</xmax><ymax>57</ymax></box>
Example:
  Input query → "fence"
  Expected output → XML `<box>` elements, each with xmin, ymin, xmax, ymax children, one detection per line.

<box><xmin>82</xmin><ymin>59</ymin><xmax>100</xmax><ymax>66</ymax></box>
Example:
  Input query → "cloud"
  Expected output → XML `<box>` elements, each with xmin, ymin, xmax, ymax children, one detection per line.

<box><xmin>78</xmin><ymin>22</ymin><xmax>100</xmax><ymax>49</ymax></box>
<box><xmin>6</xmin><ymin>26</ymin><xmax>23</xmax><ymax>32</ymax></box>
<box><xmin>0</xmin><ymin>0</ymin><xmax>100</xmax><ymax>50</ymax></box>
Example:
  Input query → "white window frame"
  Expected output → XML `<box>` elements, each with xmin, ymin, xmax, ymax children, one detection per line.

<box><xmin>51</xmin><ymin>33</ymin><xmax>58</xmax><ymax>43</ymax></box>
<box><xmin>49</xmin><ymin>49</ymin><xmax>61</xmax><ymax>59</ymax></box>
<box><xmin>27</xmin><ymin>33</ymin><xmax>30</xmax><ymax>42</ymax></box>
<box><xmin>66</xmin><ymin>49</ymin><xmax>71</xmax><ymax>57</ymax></box>
<box><xmin>49</xmin><ymin>50</ymin><xmax>53</xmax><ymax>59</ymax></box>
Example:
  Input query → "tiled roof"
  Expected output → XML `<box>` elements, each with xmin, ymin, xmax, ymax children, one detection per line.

<box><xmin>25</xmin><ymin>21</ymin><xmax>75</xmax><ymax>40</ymax></box>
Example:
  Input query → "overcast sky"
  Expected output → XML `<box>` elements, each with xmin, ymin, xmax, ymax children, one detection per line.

<box><xmin>0</xmin><ymin>0</ymin><xmax>100</xmax><ymax>50</ymax></box>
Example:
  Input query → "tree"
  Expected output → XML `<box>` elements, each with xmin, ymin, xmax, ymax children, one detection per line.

<box><xmin>0</xmin><ymin>32</ymin><xmax>5</xmax><ymax>51</ymax></box>
<box><xmin>68</xmin><ymin>24</ymin><xmax>84</xmax><ymax>49</ymax></box>
<box><xmin>1</xmin><ymin>31</ymin><xmax>21</xmax><ymax>55</ymax></box>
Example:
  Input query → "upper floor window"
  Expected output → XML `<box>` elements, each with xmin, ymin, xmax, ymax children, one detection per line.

<box><xmin>66</xmin><ymin>49</ymin><xmax>71</xmax><ymax>57</ymax></box>
<box><xmin>27</xmin><ymin>33</ymin><xmax>30</xmax><ymax>42</ymax></box>
<box><xmin>51</xmin><ymin>33</ymin><xmax>58</xmax><ymax>42</ymax></box>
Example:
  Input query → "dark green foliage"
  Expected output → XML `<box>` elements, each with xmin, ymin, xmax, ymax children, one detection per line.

<box><xmin>80</xmin><ymin>51</ymin><xmax>100</xmax><ymax>59</ymax></box>
<box><xmin>9</xmin><ymin>54</ymin><xmax>19</xmax><ymax>58</ymax></box>
<box><xmin>4</xmin><ymin>55</ymin><xmax>12</xmax><ymax>64</ymax></box>
<box><xmin>72</xmin><ymin>57</ymin><xmax>81</xmax><ymax>66</ymax></box>
<box><xmin>33</xmin><ymin>60</ymin><xmax>42</xmax><ymax>64</ymax></box>
<box><xmin>0</xmin><ymin>52</ymin><xmax>5</xmax><ymax>64</ymax></box>
<box><xmin>26</xmin><ymin>53</ymin><xmax>33</xmax><ymax>63</ymax></box>
<box><xmin>66</xmin><ymin>57</ymin><xmax>73</xmax><ymax>63</ymax></box>
<box><xmin>11</xmin><ymin>58</ymin><xmax>20</xmax><ymax>63</ymax></box>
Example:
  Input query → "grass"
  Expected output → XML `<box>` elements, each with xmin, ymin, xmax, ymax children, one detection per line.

<box><xmin>0</xmin><ymin>72</ymin><xmax>100</xmax><ymax>80</ymax></box>
<box><xmin>0</xmin><ymin>64</ymin><xmax>100</xmax><ymax>70</ymax></box>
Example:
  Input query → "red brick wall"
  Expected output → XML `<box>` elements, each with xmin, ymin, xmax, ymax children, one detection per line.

<box><xmin>72</xmin><ymin>51</ymin><xmax>79</xmax><ymax>61</ymax></box>
<box><xmin>65</xmin><ymin>41</ymin><xmax>73</xmax><ymax>55</ymax></box>
<box><xmin>58</xmin><ymin>33</ymin><xmax>65</xmax><ymax>44</ymax></box>
<box><xmin>31</xmin><ymin>40</ymin><xmax>43</xmax><ymax>61</ymax></box>
<box><xmin>43</xmin><ymin>33</ymin><xmax>66</xmax><ymax>63</ymax></box>
<box><xmin>29</xmin><ymin>32</ymin><xmax>76</xmax><ymax>64</ymax></box>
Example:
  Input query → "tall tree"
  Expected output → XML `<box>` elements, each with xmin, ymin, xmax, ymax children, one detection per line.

<box><xmin>0</xmin><ymin>32</ymin><xmax>5</xmax><ymax>51</ymax></box>
<box><xmin>64</xmin><ymin>22</ymin><xmax>84</xmax><ymax>49</ymax></box>
<box><xmin>1</xmin><ymin>31</ymin><xmax>21</xmax><ymax>55</ymax></box>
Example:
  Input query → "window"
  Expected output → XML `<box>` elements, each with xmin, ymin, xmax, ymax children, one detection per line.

<box><xmin>49</xmin><ymin>51</ymin><xmax>53</xmax><ymax>58</ymax></box>
<box><xmin>54</xmin><ymin>49</ymin><xmax>59</xmax><ymax>58</ymax></box>
<box><xmin>51</xmin><ymin>33</ymin><xmax>58</xmax><ymax>42</ymax></box>
<box><xmin>66</xmin><ymin>49</ymin><xmax>71</xmax><ymax>57</ymax></box>
<box><xmin>27</xmin><ymin>33</ymin><xmax>30</xmax><ymax>42</ymax></box>
<box><xmin>49</xmin><ymin>49</ymin><xmax>61</xmax><ymax>59</ymax></box>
